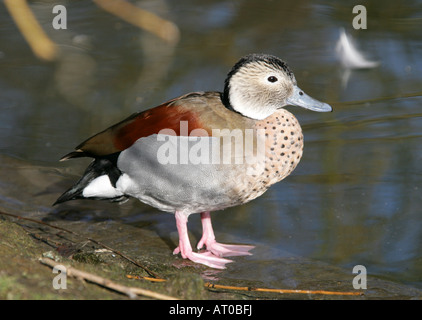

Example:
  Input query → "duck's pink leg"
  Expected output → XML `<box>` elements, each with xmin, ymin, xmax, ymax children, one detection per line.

<box><xmin>172</xmin><ymin>211</ymin><xmax>232</xmax><ymax>269</ymax></box>
<box><xmin>197</xmin><ymin>211</ymin><xmax>254</xmax><ymax>257</ymax></box>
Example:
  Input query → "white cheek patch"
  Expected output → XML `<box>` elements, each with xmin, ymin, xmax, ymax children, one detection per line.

<box><xmin>229</xmin><ymin>89</ymin><xmax>272</xmax><ymax>120</ymax></box>
<box><xmin>82</xmin><ymin>175</ymin><xmax>124</xmax><ymax>199</ymax></box>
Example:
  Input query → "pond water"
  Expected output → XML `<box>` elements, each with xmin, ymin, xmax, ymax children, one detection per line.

<box><xmin>0</xmin><ymin>0</ymin><xmax>421</xmax><ymax>298</ymax></box>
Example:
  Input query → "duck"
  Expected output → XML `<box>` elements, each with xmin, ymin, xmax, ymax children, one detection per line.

<box><xmin>54</xmin><ymin>54</ymin><xmax>332</xmax><ymax>269</ymax></box>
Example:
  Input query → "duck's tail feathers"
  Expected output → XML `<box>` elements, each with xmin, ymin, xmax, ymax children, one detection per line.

<box><xmin>53</xmin><ymin>156</ymin><xmax>128</xmax><ymax>205</ymax></box>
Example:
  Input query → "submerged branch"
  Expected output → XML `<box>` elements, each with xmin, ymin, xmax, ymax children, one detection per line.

<box><xmin>4</xmin><ymin>0</ymin><xmax>58</xmax><ymax>61</ymax></box>
<box><xmin>93</xmin><ymin>0</ymin><xmax>180</xmax><ymax>45</ymax></box>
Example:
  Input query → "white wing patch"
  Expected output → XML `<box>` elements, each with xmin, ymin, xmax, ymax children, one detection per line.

<box><xmin>82</xmin><ymin>175</ymin><xmax>124</xmax><ymax>199</ymax></box>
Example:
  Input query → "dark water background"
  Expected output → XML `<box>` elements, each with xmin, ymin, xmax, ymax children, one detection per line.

<box><xmin>0</xmin><ymin>0</ymin><xmax>421</xmax><ymax>297</ymax></box>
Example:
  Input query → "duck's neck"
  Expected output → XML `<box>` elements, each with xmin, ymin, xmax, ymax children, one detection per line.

<box><xmin>221</xmin><ymin>89</ymin><xmax>277</xmax><ymax>121</ymax></box>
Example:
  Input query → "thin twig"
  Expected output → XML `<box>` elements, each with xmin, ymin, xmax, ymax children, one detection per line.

<box><xmin>39</xmin><ymin>257</ymin><xmax>177</xmax><ymax>300</ymax></box>
<box><xmin>205</xmin><ymin>282</ymin><xmax>363</xmax><ymax>296</ymax></box>
<box><xmin>0</xmin><ymin>210</ymin><xmax>162</xmax><ymax>279</ymax></box>
<box><xmin>126</xmin><ymin>274</ymin><xmax>167</xmax><ymax>282</ymax></box>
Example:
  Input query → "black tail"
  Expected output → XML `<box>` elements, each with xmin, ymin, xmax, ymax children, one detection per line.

<box><xmin>54</xmin><ymin>154</ymin><xmax>127</xmax><ymax>205</ymax></box>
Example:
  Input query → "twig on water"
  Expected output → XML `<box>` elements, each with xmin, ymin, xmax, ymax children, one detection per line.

<box><xmin>126</xmin><ymin>274</ymin><xmax>167</xmax><ymax>282</ymax></box>
<box><xmin>205</xmin><ymin>282</ymin><xmax>364</xmax><ymax>296</ymax></box>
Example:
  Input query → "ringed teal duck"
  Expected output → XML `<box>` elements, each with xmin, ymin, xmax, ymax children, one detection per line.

<box><xmin>55</xmin><ymin>54</ymin><xmax>332</xmax><ymax>269</ymax></box>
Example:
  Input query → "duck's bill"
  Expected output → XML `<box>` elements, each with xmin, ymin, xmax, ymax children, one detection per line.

<box><xmin>286</xmin><ymin>86</ymin><xmax>332</xmax><ymax>112</ymax></box>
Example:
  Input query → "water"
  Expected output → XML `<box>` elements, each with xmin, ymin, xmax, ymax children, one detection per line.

<box><xmin>0</xmin><ymin>0</ymin><xmax>421</xmax><ymax>298</ymax></box>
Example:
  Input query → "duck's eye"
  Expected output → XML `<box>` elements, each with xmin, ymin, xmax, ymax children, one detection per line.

<box><xmin>267</xmin><ymin>76</ymin><xmax>278</xmax><ymax>83</ymax></box>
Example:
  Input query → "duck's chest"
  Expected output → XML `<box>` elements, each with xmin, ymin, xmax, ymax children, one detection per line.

<box><xmin>225</xmin><ymin>109</ymin><xmax>304</xmax><ymax>206</ymax></box>
<box><xmin>243</xmin><ymin>109</ymin><xmax>304</xmax><ymax>191</ymax></box>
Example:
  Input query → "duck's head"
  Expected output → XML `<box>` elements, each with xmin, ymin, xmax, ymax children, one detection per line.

<box><xmin>223</xmin><ymin>54</ymin><xmax>332</xmax><ymax>120</ymax></box>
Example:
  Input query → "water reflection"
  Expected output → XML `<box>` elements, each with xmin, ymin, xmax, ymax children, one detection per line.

<box><xmin>0</xmin><ymin>0</ymin><xmax>421</xmax><ymax>296</ymax></box>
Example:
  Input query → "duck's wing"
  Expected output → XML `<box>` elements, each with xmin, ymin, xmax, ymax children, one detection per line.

<box><xmin>60</xmin><ymin>92</ymin><xmax>217</xmax><ymax>161</ymax></box>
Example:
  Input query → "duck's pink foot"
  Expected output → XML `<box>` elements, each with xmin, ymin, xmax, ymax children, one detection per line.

<box><xmin>173</xmin><ymin>211</ymin><xmax>233</xmax><ymax>269</ymax></box>
<box><xmin>197</xmin><ymin>211</ymin><xmax>254</xmax><ymax>257</ymax></box>
<box><xmin>173</xmin><ymin>246</ymin><xmax>232</xmax><ymax>269</ymax></box>
<box><xmin>197</xmin><ymin>239</ymin><xmax>254</xmax><ymax>257</ymax></box>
